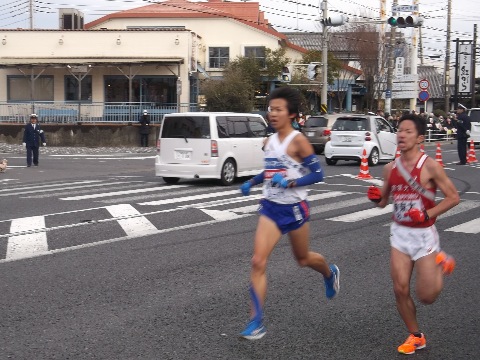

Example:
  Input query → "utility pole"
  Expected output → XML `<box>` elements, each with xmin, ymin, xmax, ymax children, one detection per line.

<box><xmin>472</xmin><ymin>24</ymin><xmax>477</xmax><ymax>108</ymax></box>
<box><xmin>409</xmin><ymin>0</ymin><xmax>419</xmax><ymax>111</ymax></box>
<box><xmin>29</xmin><ymin>0</ymin><xmax>34</xmax><ymax>29</ymax></box>
<box><xmin>384</xmin><ymin>0</ymin><xmax>398</xmax><ymax>115</ymax></box>
<box><xmin>444</xmin><ymin>0</ymin><xmax>452</xmax><ymax>112</ymax></box>
<box><xmin>321</xmin><ymin>1</ymin><xmax>328</xmax><ymax>114</ymax></box>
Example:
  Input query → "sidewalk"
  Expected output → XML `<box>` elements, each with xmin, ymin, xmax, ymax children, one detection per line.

<box><xmin>0</xmin><ymin>143</ymin><xmax>156</xmax><ymax>155</ymax></box>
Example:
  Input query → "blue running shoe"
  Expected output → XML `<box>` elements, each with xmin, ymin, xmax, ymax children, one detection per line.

<box><xmin>324</xmin><ymin>264</ymin><xmax>340</xmax><ymax>299</ymax></box>
<box><xmin>240</xmin><ymin>319</ymin><xmax>266</xmax><ymax>340</ymax></box>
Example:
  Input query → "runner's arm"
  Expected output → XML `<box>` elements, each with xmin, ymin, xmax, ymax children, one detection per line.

<box><xmin>424</xmin><ymin>159</ymin><xmax>460</xmax><ymax>218</ymax></box>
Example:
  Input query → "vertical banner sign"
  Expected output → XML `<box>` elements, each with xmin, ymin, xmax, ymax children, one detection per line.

<box><xmin>395</xmin><ymin>57</ymin><xmax>405</xmax><ymax>77</ymax></box>
<box><xmin>457</xmin><ymin>43</ymin><xmax>472</xmax><ymax>95</ymax></box>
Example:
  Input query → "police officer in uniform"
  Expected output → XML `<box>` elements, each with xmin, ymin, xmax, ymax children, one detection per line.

<box><xmin>138</xmin><ymin>110</ymin><xmax>151</xmax><ymax>147</ymax></box>
<box><xmin>22</xmin><ymin>114</ymin><xmax>46</xmax><ymax>167</ymax></box>
<box><xmin>455</xmin><ymin>104</ymin><xmax>471</xmax><ymax>165</ymax></box>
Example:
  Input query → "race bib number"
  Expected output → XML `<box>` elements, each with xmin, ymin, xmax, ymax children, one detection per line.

<box><xmin>394</xmin><ymin>199</ymin><xmax>422</xmax><ymax>222</ymax></box>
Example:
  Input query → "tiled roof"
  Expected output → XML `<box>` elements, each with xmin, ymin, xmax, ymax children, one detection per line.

<box><xmin>417</xmin><ymin>65</ymin><xmax>444</xmax><ymax>98</ymax></box>
<box><xmin>85</xmin><ymin>0</ymin><xmax>306</xmax><ymax>54</ymax></box>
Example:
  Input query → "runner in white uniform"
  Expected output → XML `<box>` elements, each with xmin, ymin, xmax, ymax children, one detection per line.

<box><xmin>238</xmin><ymin>87</ymin><xmax>340</xmax><ymax>341</ymax></box>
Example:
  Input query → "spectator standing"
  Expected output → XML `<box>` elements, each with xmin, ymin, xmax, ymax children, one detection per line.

<box><xmin>22</xmin><ymin>114</ymin><xmax>46</xmax><ymax>167</ymax></box>
<box><xmin>138</xmin><ymin>110</ymin><xmax>151</xmax><ymax>147</ymax></box>
<box><xmin>454</xmin><ymin>104</ymin><xmax>471</xmax><ymax>165</ymax></box>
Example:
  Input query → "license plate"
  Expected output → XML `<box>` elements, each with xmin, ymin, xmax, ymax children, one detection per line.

<box><xmin>342</xmin><ymin>136</ymin><xmax>352</xmax><ymax>142</ymax></box>
<box><xmin>307</xmin><ymin>132</ymin><xmax>315</xmax><ymax>137</ymax></box>
<box><xmin>174</xmin><ymin>150</ymin><xmax>191</xmax><ymax>160</ymax></box>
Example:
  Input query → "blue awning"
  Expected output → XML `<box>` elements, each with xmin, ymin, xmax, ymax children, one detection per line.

<box><xmin>197</xmin><ymin>63</ymin><xmax>210</xmax><ymax>79</ymax></box>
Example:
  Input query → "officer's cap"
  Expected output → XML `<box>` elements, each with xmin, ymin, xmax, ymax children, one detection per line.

<box><xmin>457</xmin><ymin>103</ymin><xmax>467</xmax><ymax>110</ymax></box>
<box><xmin>30</xmin><ymin>113</ymin><xmax>38</xmax><ymax>118</ymax></box>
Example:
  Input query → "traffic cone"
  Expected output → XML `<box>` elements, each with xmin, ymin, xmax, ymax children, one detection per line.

<box><xmin>467</xmin><ymin>140</ymin><xmax>478</xmax><ymax>163</ymax></box>
<box><xmin>357</xmin><ymin>148</ymin><xmax>373</xmax><ymax>179</ymax></box>
<box><xmin>395</xmin><ymin>147</ymin><xmax>401</xmax><ymax>158</ymax></box>
<box><xmin>435</xmin><ymin>143</ymin><xmax>445</xmax><ymax>167</ymax></box>
<box><xmin>420</xmin><ymin>143</ymin><xmax>425</xmax><ymax>153</ymax></box>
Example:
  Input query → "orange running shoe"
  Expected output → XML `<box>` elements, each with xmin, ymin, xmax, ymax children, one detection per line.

<box><xmin>397</xmin><ymin>333</ymin><xmax>426</xmax><ymax>354</ymax></box>
<box><xmin>436</xmin><ymin>251</ymin><xmax>456</xmax><ymax>275</ymax></box>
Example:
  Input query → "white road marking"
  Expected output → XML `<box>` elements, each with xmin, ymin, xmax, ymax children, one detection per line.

<box><xmin>0</xmin><ymin>180</ymin><xmax>102</xmax><ymax>193</ymax></box>
<box><xmin>139</xmin><ymin>188</ymin><xmax>263</xmax><ymax>206</ymax></box>
<box><xmin>0</xmin><ymin>214</ymin><xmax>255</xmax><ymax>264</ymax></box>
<box><xmin>7</xmin><ymin>216</ymin><xmax>48</xmax><ymax>260</ymax></box>
<box><xmin>60</xmin><ymin>185</ymin><xmax>187</xmax><ymax>200</ymax></box>
<box><xmin>106</xmin><ymin>204</ymin><xmax>158</xmax><ymax>237</ymax></box>
<box><xmin>201</xmin><ymin>209</ymin><xmax>249</xmax><ymax>221</ymax></box>
<box><xmin>341</xmin><ymin>173</ymin><xmax>384</xmax><ymax>186</ymax></box>
<box><xmin>445</xmin><ymin>218</ymin><xmax>480</xmax><ymax>234</ymax></box>
<box><xmin>327</xmin><ymin>204</ymin><xmax>394</xmax><ymax>222</ymax></box>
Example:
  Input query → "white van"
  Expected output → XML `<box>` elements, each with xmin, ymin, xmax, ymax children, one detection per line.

<box><xmin>155</xmin><ymin>112</ymin><xmax>267</xmax><ymax>185</ymax></box>
<box><xmin>468</xmin><ymin>108</ymin><xmax>480</xmax><ymax>146</ymax></box>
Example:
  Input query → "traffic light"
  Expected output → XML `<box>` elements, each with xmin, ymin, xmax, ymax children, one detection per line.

<box><xmin>281</xmin><ymin>65</ymin><xmax>292</xmax><ymax>83</ymax></box>
<box><xmin>387</xmin><ymin>15</ymin><xmax>423</xmax><ymax>28</ymax></box>
<box><xmin>307</xmin><ymin>63</ymin><xmax>321</xmax><ymax>81</ymax></box>
<box><xmin>320</xmin><ymin>14</ymin><xmax>348</xmax><ymax>27</ymax></box>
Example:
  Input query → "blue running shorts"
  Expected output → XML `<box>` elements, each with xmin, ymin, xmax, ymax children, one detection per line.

<box><xmin>259</xmin><ymin>198</ymin><xmax>310</xmax><ymax>234</ymax></box>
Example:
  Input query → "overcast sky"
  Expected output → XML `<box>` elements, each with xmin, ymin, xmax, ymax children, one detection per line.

<box><xmin>1</xmin><ymin>0</ymin><xmax>478</xmax><ymax>71</ymax></box>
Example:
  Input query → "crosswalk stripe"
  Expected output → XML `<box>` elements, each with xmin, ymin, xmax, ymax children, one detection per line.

<box><xmin>60</xmin><ymin>185</ymin><xmax>187</xmax><ymax>200</ymax></box>
<box><xmin>105</xmin><ymin>204</ymin><xmax>158</xmax><ymax>237</ymax></box>
<box><xmin>24</xmin><ymin>182</ymin><xmax>153</xmax><ymax>199</ymax></box>
<box><xmin>7</xmin><ymin>216</ymin><xmax>48</xmax><ymax>259</ymax></box>
<box><xmin>13</xmin><ymin>181</ymin><xmax>137</xmax><ymax>198</ymax></box>
<box><xmin>228</xmin><ymin>191</ymin><xmax>353</xmax><ymax>214</ymax></box>
<box><xmin>138</xmin><ymin>188</ymin><xmax>263</xmax><ymax>206</ymax></box>
<box><xmin>0</xmin><ymin>180</ymin><xmax>102</xmax><ymax>193</ymax></box>
<box><xmin>341</xmin><ymin>174</ymin><xmax>384</xmax><ymax>186</ymax></box>
<box><xmin>327</xmin><ymin>204</ymin><xmax>394</xmax><ymax>222</ymax></box>
<box><xmin>445</xmin><ymin>219</ymin><xmax>480</xmax><ymax>234</ymax></box>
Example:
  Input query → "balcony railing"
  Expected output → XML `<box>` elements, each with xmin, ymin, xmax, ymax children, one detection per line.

<box><xmin>0</xmin><ymin>102</ymin><xmax>200</xmax><ymax>124</ymax></box>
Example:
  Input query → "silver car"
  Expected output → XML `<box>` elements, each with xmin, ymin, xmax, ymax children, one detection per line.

<box><xmin>301</xmin><ymin>115</ymin><xmax>338</xmax><ymax>154</ymax></box>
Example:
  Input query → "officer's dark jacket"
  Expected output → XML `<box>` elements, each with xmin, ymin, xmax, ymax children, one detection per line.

<box><xmin>138</xmin><ymin>115</ymin><xmax>151</xmax><ymax>135</ymax></box>
<box><xmin>456</xmin><ymin>112</ymin><xmax>472</xmax><ymax>139</ymax></box>
<box><xmin>23</xmin><ymin>123</ymin><xmax>46</xmax><ymax>147</ymax></box>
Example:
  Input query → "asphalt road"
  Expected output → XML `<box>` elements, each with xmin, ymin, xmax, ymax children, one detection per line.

<box><xmin>0</xmin><ymin>143</ymin><xmax>479</xmax><ymax>360</ymax></box>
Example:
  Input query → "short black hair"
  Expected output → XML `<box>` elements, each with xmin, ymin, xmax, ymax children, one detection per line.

<box><xmin>398</xmin><ymin>113</ymin><xmax>426</xmax><ymax>136</ymax></box>
<box><xmin>269</xmin><ymin>87</ymin><xmax>301</xmax><ymax>116</ymax></box>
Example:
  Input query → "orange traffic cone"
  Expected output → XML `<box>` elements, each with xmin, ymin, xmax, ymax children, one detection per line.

<box><xmin>467</xmin><ymin>140</ymin><xmax>478</xmax><ymax>163</ymax></box>
<box><xmin>357</xmin><ymin>148</ymin><xmax>373</xmax><ymax>179</ymax></box>
<box><xmin>435</xmin><ymin>143</ymin><xmax>445</xmax><ymax>167</ymax></box>
<box><xmin>395</xmin><ymin>147</ymin><xmax>401</xmax><ymax>158</ymax></box>
<box><xmin>420</xmin><ymin>143</ymin><xmax>425</xmax><ymax>153</ymax></box>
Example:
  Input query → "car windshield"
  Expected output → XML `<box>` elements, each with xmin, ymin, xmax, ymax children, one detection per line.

<box><xmin>469</xmin><ymin>110</ymin><xmax>480</xmax><ymax>122</ymax></box>
<box><xmin>161</xmin><ymin>116</ymin><xmax>211</xmax><ymax>138</ymax></box>
<box><xmin>332</xmin><ymin>118</ymin><xmax>370</xmax><ymax>131</ymax></box>
<box><xmin>304</xmin><ymin>117</ymin><xmax>328</xmax><ymax>128</ymax></box>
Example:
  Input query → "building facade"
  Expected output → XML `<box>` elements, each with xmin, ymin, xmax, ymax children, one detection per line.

<box><xmin>0</xmin><ymin>0</ymin><xmax>306</xmax><ymax>122</ymax></box>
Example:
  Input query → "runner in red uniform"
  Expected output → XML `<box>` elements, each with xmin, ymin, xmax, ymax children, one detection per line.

<box><xmin>367</xmin><ymin>113</ymin><xmax>460</xmax><ymax>355</ymax></box>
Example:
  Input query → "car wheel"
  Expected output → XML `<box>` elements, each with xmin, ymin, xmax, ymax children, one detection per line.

<box><xmin>368</xmin><ymin>147</ymin><xmax>379</xmax><ymax>166</ymax></box>
<box><xmin>325</xmin><ymin>157</ymin><xmax>337</xmax><ymax>165</ymax></box>
<box><xmin>163</xmin><ymin>177</ymin><xmax>180</xmax><ymax>184</ymax></box>
<box><xmin>219</xmin><ymin>159</ymin><xmax>236</xmax><ymax>186</ymax></box>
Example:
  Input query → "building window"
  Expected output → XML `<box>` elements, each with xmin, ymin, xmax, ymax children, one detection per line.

<box><xmin>245</xmin><ymin>46</ymin><xmax>266</xmax><ymax>68</ymax></box>
<box><xmin>7</xmin><ymin>75</ymin><xmax>54</xmax><ymax>101</ymax></box>
<box><xmin>65</xmin><ymin>75</ymin><xmax>92</xmax><ymax>102</ymax></box>
<box><xmin>209</xmin><ymin>47</ymin><xmax>229</xmax><ymax>68</ymax></box>
<box><xmin>104</xmin><ymin>76</ymin><xmax>177</xmax><ymax>104</ymax></box>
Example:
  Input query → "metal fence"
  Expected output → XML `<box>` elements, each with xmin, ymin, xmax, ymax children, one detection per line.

<box><xmin>0</xmin><ymin>102</ymin><xmax>200</xmax><ymax>124</ymax></box>
<box><xmin>425</xmin><ymin>129</ymin><xmax>456</xmax><ymax>143</ymax></box>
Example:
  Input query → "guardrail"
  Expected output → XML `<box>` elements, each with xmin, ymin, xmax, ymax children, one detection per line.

<box><xmin>0</xmin><ymin>102</ymin><xmax>200</xmax><ymax>124</ymax></box>
<box><xmin>425</xmin><ymin>129</ymin><xmax>456</xmax><ymax>143</ymax></box>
